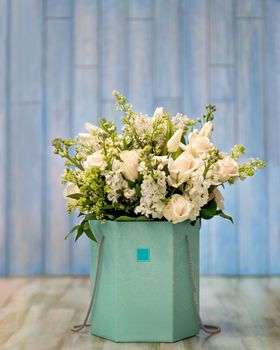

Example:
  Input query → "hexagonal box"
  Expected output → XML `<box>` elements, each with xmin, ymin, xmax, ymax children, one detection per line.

<box><xmin>89</xmin><ymin>220</ymin><xmax>200</xmax><ymax>342</ymax></box>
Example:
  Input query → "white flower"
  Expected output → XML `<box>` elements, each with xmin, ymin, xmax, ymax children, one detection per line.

<box><xmin>152</xmin><ymin>107</ymin><xmax>164</xmax><ymax>119</ymax></box>
<box><xmin>84</xmin><ymin>150</ymin><xmax>106</xmax><ymax>170</ymax></box>
<box><xmin>119</xmin><ymin>150</ymin><xmax>139</xmax><ymax>182</ymax></box>
<box><xmin>135</xmin><ymin>174</ymin><xmax>167</xmax><ymax>219</ymax></box>
<box><xmin>188</xmin><ymin>131</ymin><xmax>214</xmax><ymax>158</ymax></box>
<box><xmin>84</xmin><ymin>122</ymin><xmax>103</xmax><ymax>134</ymax></box>
<box><xmin>213</xmin><ymin>188</ymin><xmax>224</xmax><ymax>210</ymax></box>
<box><xmin>213</xmin><ymin>156</ymin><xmax>239</xmax><ymax>182</ymax></box>
<box><xmin>105</xmin><ymin>169</ymin><xmax>128</xmax><ymax>203</ymax></box>
<box><xmin>199</xmin><ymin>122</ymin><xmax>213</xmax><ymax>139</ymax></box>
<box><xmin>163</xmin><ymin>194</ymin><xmax>193</xmax><ymax>223</ymax></box>
<box><xmin>63</xmin><ymin>183</ymin><xmax>80</xmax><ymax>206</ymax></box>
<box><xmin>124</xmin><ymin>188</ymin><xmax>136</xmax><ymax>200</ymax></box>
<box><xmin>167</xmin><ymin>152</ymin><xmax>203</xmax><ymax>187</ymax></box>
<box><xmin>167</xmin><ymin>129</ymin><xmax>184</xmax><ymax>152</ymax></box>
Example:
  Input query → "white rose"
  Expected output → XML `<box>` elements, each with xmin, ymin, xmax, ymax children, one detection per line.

<box><xmin>188</xmin><ymin>131</ymin><xmax>214</xmax><ymax>157</ymax></box>
<box><xmin>163</xmin><ymin>194</ymin><xmax>193</xmax><ymax>223</ymax></box>
<box><xmin>84</xmin><ymin>150</ymin><xmax>106</xmax><ymax>170</ymax></box>
<box><xmin>84</xmin><ymin>122</ymin><xmax>103</xmax><ymax>134</ymax></box>
<box><xmin>63</xmin><ymin>183</ymin><xmax>80</xmax><ymax>206</ymax></box>
<box><xmin>213</xmin><ymin>188</ymin><xmax>224</xmax><ymax>210</ymax></box>
<box><xmin>213</xmin><ymin>156</ymin><xmax>239</xmax><ymax>182</ymax></box>
<box><xmin>167</xmin><ymin>152</ymin><xmax>203</xmax><ymax>187</ymax></box>
<box><xmin>119</xmin><ymin>150</ymin><xmax>139</xmax><ymax>182</ymax></box>
<box><xmin>199</xmin><ymin>121</ymin><xmax>213</xmax><ymax>139</ymax></box>
<box><xmin>167</xmin><ymin>129</ymin><xmax>184</xmax><ymax>152</ymax></box>
<box><xmin>78</xmin><ymin>132</ymin><xmax>95</xmax><ymax>144</ymax></box>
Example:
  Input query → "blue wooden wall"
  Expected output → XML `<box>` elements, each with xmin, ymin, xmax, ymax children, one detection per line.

<box><xmin>0</xmin><ymin>0</ymin><xmax>279</xmax><ymax>276</ymax></box>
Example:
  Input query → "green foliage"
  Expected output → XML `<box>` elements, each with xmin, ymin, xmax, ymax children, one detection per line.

<box><xmin>200</xmin><ymin>199</ymin><xmax>233</xmax><ymax>223</ymax></box>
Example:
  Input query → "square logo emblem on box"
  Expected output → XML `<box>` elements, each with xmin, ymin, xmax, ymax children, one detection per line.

<box><xmin>136</xmin><ymin>248</ymin><xmax>150</xmax><ymax>262</ymax></box>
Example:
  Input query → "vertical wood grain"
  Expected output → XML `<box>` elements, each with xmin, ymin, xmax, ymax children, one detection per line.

<box><xmin>72</xmin><ymin>0</ymin><xmax>99</xmax><ymax>274</ymax></box>
<box><xmin>181</xmin><ymin>0</ymin><xmax>210</xmax><ymax>274</ymax></box>
<box><xmin>236</xmin><ymin>4</ymin><xmax>268</xmax><ymax>274</ymax></box>
<box><xmin>9</xmin><ymin>0</ymin><xmax>43</xmax><ymax>275</ymax></box>
<box><xmin>45</xmin><ymin>4</ymin><xmax>73</xmax><ymax>274</ymax></box>
<box><xmin>128</xmin><ymin>1</ymin><xmax>154</xmax><ymax>114</ymax></box>
<box><xmin>264</xmin><ymin>0</ymin><xmax>280</xmax><ymax>274</ymax></box>
<box><xmin>208</xmin><ymin>0</ymin><xmax>238</xmax><ymax>275</ymax></box>
<box><xmin>154</xmin><ymin>0</ymin><xmax>181</xmax><ymax>114</ymax></box>
<box><xmin>99</xmin><ymin>0</ymin><xmax>127</xmax><ymax>124</ymax></box>
<box><xmin>0</xmin><ymin>0</ymin><xmax>8</xmax><ymax>275</ymax></box>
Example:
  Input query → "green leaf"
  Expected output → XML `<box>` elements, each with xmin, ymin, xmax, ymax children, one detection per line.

<box><xmin>115</xmin><ymin>215</ymin><xmax>151</xmax><ymax>222</ymax></box>
<box><xmin>67</xmin><ymin>193</ymin><xmax>83</xmax><ymax>200</ymax></box>
<box><xmin>84</xmin><ymin>228</ymin><xmax>97</xmax><ymax>242</ymax></box>
<box><xmin>75</xmin><ymin>226</ymin><xmax>84</xmax><ymax>242</ymax></box>
<box><xmin>217</xmin><ymin>210</ymin><xmax>234</xmax><ymax>223</ymax></box>
<box><xmin>65</xmin><ymin>225</ymin><xmax>80</xmax><ymax>240</ymax></box>
<box><xmin>200</xmin><ymin>199</ymin><xmax>217</xmax><ymax>220</ymax></box>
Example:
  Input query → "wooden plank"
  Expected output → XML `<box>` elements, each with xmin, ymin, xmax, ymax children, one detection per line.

<box><xmin>208</xmin><ymin>1</ymin><xmax>237</xmax><ymax>275</ymax></box>
<box><xmin>155</xmin><ymin>0</ymin><xmax>181</xmax><ymax>108</ymax></box>
<box><xmin>100</xmin><ymin>0</ymin><xmax>127</xmax><ymax>122</ymax></box>
<box><xmin>210</xmin><ymin>0</ymin><xmax>234</xmax><ymax>65</ymax></box>
<box><xmin>8</xmin><ymin>0</ymin><xmax>43</xmax><ymax>275</ymax></box>
<box><xmin>10</xmin><ymin>0</ymin><xmax>42</xmax><ymax>103</ymax></box>
<box><xmin>74</xmin><ymin>0</ymin><xmax>98</xmax><ymax>67</ymax></box>
<box><xmin>236</xmin><ymin>13</ymin><xmax>267</xmax><ymax>274</ymax></box>
<box><xmin>46</xmin><ymin>0</ymin><xmax>71</xmax><ymax>18</ymax></box>
<box><xmin>9</xmin><ymin>104</ymin><xmax>43</xmax><ymax>275</ymax></box>
<box><xmin>72</xmin><ymin>0</ymin><xmax>99</xmax><ymax>275</ymax></box>
<box><xmin>181</xmin><ymin>0</ymin><xmax>209</xmax><ymax>274</ymax></box>
<box><xmin>264</xmin><ymin>0</ymin><xmax>280</xmax><ymax>274</ymax></box>
<box><xmin>0</xmin><ymin>0</ymin><xmax>8</xmax><ymax>275</ymax></box>
<box><xmin>236</xmin><ymin>0</ymin><xmax>263</xmax><ymax>18</ymax></box>
<box><xmin>1</xmin><ymin>277</ymin><xmax>280</xmax><ymax>348</ymax></box>
<box><xmin>128</xmin><ymin>1</ymin><xmax>153</xmax><ymax>114</ymax></box>
<box><xmin>45</xmin><ymin>17</ymin><xmax>72</xmax><ymax>274</ymax></box>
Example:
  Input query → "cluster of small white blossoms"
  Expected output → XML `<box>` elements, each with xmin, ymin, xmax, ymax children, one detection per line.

<box><xmin>58</xmin><ymin>91</ymin><xmax>265</xmax><ymax>226</ymax></box>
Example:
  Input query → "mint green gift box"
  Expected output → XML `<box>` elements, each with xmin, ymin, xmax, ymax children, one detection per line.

<box><xmin>89</xmin><ymin>220</ymin><xmax>200</xmax><ymax>342</ymax></box>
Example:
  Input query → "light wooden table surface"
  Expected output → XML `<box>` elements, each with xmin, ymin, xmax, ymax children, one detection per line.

<box><xmin>0</xmin><ymin>277</ymin><xmax>279</xmax><ymax>350</ymax></box>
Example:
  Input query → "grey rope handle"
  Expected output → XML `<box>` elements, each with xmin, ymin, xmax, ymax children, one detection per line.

<box><xmin>72</xmin><ymin>235</ymin><xmax>104</xmax><ymax>332</ymax></box>
<box><xmin>185</xmin><ymin>234</ymin><xmax>221</xmax><ymax>334</ymax></box>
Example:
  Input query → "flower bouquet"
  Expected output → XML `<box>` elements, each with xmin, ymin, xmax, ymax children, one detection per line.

<box><xmin>52</xmin><ymin>91</ymin><xmax>265</xmax><ymax>342</ymax></box>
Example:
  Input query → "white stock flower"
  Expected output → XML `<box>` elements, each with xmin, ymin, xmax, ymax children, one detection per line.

<box><xmin>213</xmin><ymin>156</ymin><xmax>239</xmax><ymax>182</ymax></box>
<box><xmin>199</xmin><ymin>122</ymin><xmax>213</xmax><ymax>139</ymax></box>
<box><xmin>63</xmin><ymin>183</ymin><xmax>80</xmax><ymax>206</ymax></box>
<box><xmin>163</xmin><ymin>194</ymin><xmax>193</xmax><ymax>223</ymax></box>
<box><xmin>84</xmin><ymin>150</ymin><xmax>106</xmax><ymax>170</ymax></box>
<box><xmin>213</xmin><ymin>188</ymin><xmax>224</xmax><ymax>210</ymax></box>
<box><xmin>119</xmin><ymin>150</ymin><xmax>139</xmax><ymax>182</ymax></box>
<box><xmin>167</xmin><ymin>129</ymin><xmax>184</xmax><ymax>152</ymax></box>
<box><xmin>188</xmin><ymin>131</ymin><xmax>214</xmax><ymax>158</ymax></box>
<box><xmin>135</xmin><ymin>174</ymin><xmax>167</xmax><ymax>219</ymax></box>
<box><xmin>167</xmin><ymin>152</ymin><xmax>203</xmax><ymax>187</ymax></box>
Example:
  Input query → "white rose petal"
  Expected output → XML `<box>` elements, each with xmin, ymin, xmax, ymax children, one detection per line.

<box><xmin>167</xmin><ymin>129</ymin><xmax>184</xmax><ymax>153</ymax></box>
<box><xmin>167</xmin><ymin>152</ymin><xmax>204</xmax><ymax>187</ymax></box>
<box><xmin>84</xmin><ymin>150</ymin><xmax>106</xmax><ymax>170</ymax></box>
<box><xmin>214</xmin><ymin>156</ymin><xmax>239</xmax><ymax>182</ymax></box>
<box><xmin>153</xmin><ymin>107</ymin><xmax>164</xmax><ymax>119</ymax></box>
<box><xmin>199</xmin><ymin>121</ymin><xmax>213</xmax><ymax>139</ymax></box>
<box><xmin>213</xmin><ymin>188</ymin><xmax>224</xmax><ymax>210</ymax></box>
<box><xmin>84</xmin><ymin>122</ymin><xmax>102</xmax><ymax>134</ymax></box>
<box><xmin>119</xmin><ymin>150</ymin><xmax>139</xmax><ymax>182</ymax></box>
<box><xmin>163</xmin><ymin>194</ymin><xmax>193</xmax><ymax>224</ymax></box>
<box><xmin>188</xmin><ymin>131</ymin><xmax>214</xmax><ymax>157</ymax></box>
<box><xmin>63</xmin><ymin>183</ymin><xmax>80</xmax><ymax>206</ymax></box>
